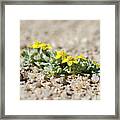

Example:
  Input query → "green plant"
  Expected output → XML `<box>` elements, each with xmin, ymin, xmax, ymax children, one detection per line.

<box><xmin>21</xmin><ymin>40</ymin><xmax>100</xmax><ymax>78</ymax></box>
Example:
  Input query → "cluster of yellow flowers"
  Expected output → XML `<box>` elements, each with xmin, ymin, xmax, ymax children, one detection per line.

<box><xmin>55</xmin><ymin>50</ymin><xmax>87</xmax><ymax>66</ymax></box>
<box><xmin>29</xmin><ymin>40</ymin><xmax>52</xmax><ymax>50</ymax></box>
<box><xmin>29</xmin><ymin>41</ymin><xmax>100</xmax><ymax>68</ymax></box>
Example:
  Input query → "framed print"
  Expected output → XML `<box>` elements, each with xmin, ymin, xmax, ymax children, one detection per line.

<box><xmin>0</xmin><ymin>0</ymin><xmax>120</xmax><ymax>119</ymax></box>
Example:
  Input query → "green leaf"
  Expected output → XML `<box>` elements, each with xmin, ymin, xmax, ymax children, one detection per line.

<box><xmin>42</xmin><ymin>53</ymin><xmax>49</xmax><ymax>62</ymax></box>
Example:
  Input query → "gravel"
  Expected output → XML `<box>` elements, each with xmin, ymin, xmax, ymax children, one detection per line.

<box><xmin>20</xmin><ymin>66</ymin><xmax>100</xmax><ymax>100</ymax></box>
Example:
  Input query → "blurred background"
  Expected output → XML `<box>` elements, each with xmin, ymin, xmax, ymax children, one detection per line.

<box><xmin>20</xmin><ymin>20</ymin><xmax>100</xmax><ymax>63</ymax></box>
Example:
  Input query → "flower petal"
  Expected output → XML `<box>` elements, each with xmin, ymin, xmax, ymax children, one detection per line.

<box><xmin>74</xmin><ymin>60</ymin><xmax>78</xmax><ymax>64</ymax></box>
<box><xmin>62</xmin><ymin>59</ymin><xmax>67</xmax><ymax>63</ymax></box>
<box><xmin>56</xmin><ymin>54</ymin><xmax>61</xmax><ymax>59</ymax></box>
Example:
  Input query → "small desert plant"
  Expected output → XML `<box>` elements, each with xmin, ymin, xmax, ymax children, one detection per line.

<box><xmin>21</xmin><ymin>40</ymin><xmax>100</xmax><ymax>78</ymax></box>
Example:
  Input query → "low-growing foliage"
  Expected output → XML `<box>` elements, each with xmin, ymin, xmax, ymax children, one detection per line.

<box><xmin>21</xmin><ymin>40</ymin><xmax>100</xmax><ymax>78</ymax></box>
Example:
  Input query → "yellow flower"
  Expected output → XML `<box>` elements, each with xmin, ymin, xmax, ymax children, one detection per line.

<box><xmin>56</xmin><ymin>50</ymin><xmax>67</xmax><ymax>59</ymax></box>
<box><xmin>62</xmin><ymin>55</ymin><xmax>78</xmax><ymax>66</ymax></box>
<box><xmin>29</xmin><ymin>41</ymin><xmax>52</xmax><ymax>50</ymax></box>
<box><xmin>76</xmin><ymin>54</ymin><xmax>87</xmax><ymax>60</ymax></box>
<box><xmin>93</xmin><ymin>61</ymin><xmax>100</xmax><ymax>68</ymax></box>
<box><xmin>40</xmin><ymin>43</ymin><xmax>52</xmax><ymax>50</ymax></box>
<box><xmin>31</xmin><ymin>41</ymin><xmax>41</xmax><ymax>49</ymax></box>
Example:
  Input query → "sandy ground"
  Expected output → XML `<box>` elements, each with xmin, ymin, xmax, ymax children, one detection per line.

<box><xmin>20</xmin><ymin>20</ymin><xmax>100</xmax><ymax>100</ymax></box>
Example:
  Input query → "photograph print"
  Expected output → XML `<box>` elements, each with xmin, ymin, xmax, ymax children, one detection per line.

<box><xmin>20</xmin><ymin>20</ymin><xmax>100</xmax><ymax>100</ymax></box>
